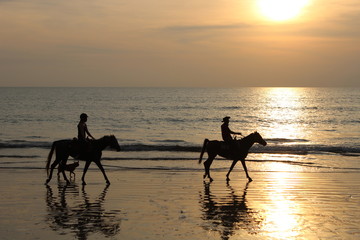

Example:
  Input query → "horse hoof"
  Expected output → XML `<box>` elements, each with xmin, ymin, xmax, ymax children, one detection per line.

<box><xmin>82</xmin><ymin>182</ymin><xmax>87</xmax><ymax>185</ymax></box>
<box><xmin>106</xmin><ymin>181</ymin><xmax>110</xmax><ymax>185</ymax></box>
<box><xmin>210</xmin><ymin>178</ymin><xmax>214</xmax><ymax>182</ymax></box>
<box><xmin>248</xmin><ymin>178</ymin><xmax>253</xmax><ymax>182</ymax></box>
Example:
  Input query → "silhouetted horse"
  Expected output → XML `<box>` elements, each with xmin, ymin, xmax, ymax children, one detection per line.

<box><xmin>46</xmin><ymin>135</ymin><xmax>121</xmax><ymax>185</ymax></box>
<box><xmin>199</xmin><ymin>132</ymin><xmax>267</xmax><ymax>182</ymax></box>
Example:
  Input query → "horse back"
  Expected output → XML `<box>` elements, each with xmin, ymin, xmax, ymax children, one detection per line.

<box><xmin>52</xmin><ymin>139</ymin><xmax>77</xmax><ymax>157</ymax></box>
<box><xmin>54</xmin><ymin>139</ymin><xmax>73</xmax><ymax>148</ymax></box>
<box><xmin>207</xmin><ymin>140</ymin><xmax>249</xmax><ymax>160</ymax></box>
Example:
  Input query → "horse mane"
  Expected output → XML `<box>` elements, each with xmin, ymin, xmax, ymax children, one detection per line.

<box><xmin>97</xmin><ymin>135</ymin><xmax>114</xmax><ymax>141</ymax></box>
<box><xmin>95</xmin><ymin>135</ymin><xmax>118</xmax><ymax>147</ymax></box>
<box><xmin>237</xmin><ymin>132</ymin><xmax>256</xmax><ymax>142</ymax></box>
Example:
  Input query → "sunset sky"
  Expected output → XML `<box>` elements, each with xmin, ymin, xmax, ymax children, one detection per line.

<box><xmin>1</xmin><ymin>0</ymin><xmax>359</xmax><ymax>87</ymax></box>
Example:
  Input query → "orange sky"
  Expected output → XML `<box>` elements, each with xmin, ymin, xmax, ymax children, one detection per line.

<box><xmin>0</xmin><ymin>0</ymin><xmax>359</xmax><ymax>87</ymax></box>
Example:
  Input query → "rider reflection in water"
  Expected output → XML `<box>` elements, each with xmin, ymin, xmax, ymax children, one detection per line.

<box><xmin>221</xmin><ymin>116</ymin><xmax>242</xmax><ymax>152</ymax></box>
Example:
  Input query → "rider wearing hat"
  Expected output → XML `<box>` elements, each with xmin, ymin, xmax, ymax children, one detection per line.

<box><xmin>221</xmin><ymin>116</ymin><xmax>242</xmax><ymax>143</ymax></box>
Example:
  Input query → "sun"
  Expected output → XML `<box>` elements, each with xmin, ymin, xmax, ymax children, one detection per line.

<box><xmin>257</xmin><ymin>0</ymin><xmax>310</xmax><ymax>21</ymax></box>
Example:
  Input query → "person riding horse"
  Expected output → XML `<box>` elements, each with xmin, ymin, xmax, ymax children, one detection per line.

<box><xmin>76</xmin><ymin>113</ymin><xmax>95</xmax><ymax>157</ymax></box>
<box><xmin>78</xmin><ymin>113</ymin><xmax>95</xmax><ymax>142</ymax></box>
<box><xmin>46</xmin><ymin>113</ymin><xmax>122</xmax><ymax>185</ymax></box>
<box><xmin>221</xmin><ymin>116</ymin><xmax>242</xmax><ymax>153</ymax></box>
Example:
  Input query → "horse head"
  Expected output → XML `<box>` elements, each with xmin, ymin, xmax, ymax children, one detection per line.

<box><xmin>253</xmin><ymin>131</ymin><xmax>267</xmax><ymax>146</ymax></box>
<box><xmin>105</xmin><ymin>135</ymin><xmax>121</xmax><ymax>151</ymax></box>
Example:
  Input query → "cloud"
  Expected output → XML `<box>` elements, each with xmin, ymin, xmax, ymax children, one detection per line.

<box><xmin>158</xmin><ymin>23</ymin><xmax>255</xmax><ymax>45</ymax></box>
<box><xmin>162</xmin><ymin>23</ymin><xmax>252</xmax><ymax>32</ymax></box>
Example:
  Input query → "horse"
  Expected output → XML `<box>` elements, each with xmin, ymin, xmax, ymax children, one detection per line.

<box><xmin>45</xmin><ymin>135</ymin><xmax>121</xmax><ymax>185</ymax></box>
<box><xmin>199</xmin><ymin>132</ymin><xmax>267</xmax><ymax>182</ymax></box>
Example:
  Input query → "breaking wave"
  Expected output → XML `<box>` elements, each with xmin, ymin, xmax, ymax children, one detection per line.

<box><xmin>0</xmin><ymin>139</ymin><xmax>359</xmax><ymax>157</ymax></box>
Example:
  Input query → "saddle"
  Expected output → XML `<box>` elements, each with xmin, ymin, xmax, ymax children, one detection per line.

<box><xmin>220</xmin><ymin>142</ymin><xmax>231</xmax><ymax>151</ymax></box>
<box><xmin>220</xmin><ymin>139</ymin><xmax>243</xmax><ymax>151</ymax></box>
<box><xmin>69</xmin><ymin>138</ymin><xmax>93</xmax><ymax>159</ymax></box>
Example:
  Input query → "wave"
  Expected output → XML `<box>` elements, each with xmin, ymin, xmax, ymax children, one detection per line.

<box><xmin>0</xmin><ymin>140</ymin><xmax>50</xmax><ymax>149</ymax></box>
<box><xmin>1</xmin><ymin>140</ymin><xmax>359</xmax><ymax>156</ymax></box>
<box><xmin>0</xmin><ymin>155</ymin><xmax>40</xmax><ymax>159</ymax></box>
<box><xmin>266</xmin><ymin>138</ymin><xmax>309</xmax><ymax>143</ymax></box>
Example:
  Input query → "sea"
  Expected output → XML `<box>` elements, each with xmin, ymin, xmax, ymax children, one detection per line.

<box><xmin>0</xmin><ymin>87</ymin><xmax>359</xmax><ymax>174</ymax></box>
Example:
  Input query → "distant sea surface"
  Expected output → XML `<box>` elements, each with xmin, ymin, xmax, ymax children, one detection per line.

<box><xmin>1</xmin><ymin>87</ymin><xmax>359</xmax><ymax>173</ymax></box>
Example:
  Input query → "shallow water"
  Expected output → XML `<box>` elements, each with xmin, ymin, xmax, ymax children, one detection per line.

<box><xmin>1</xmin><ymin>169</ymin><xmax>359</xmax><ymax>240</ymax></box>
<box><xmin>0</xmin><ymin>87</ymin><xmax>359</xmax><ymax>173</ymax></box>
<box><xmin>1</xmin><ymin>87</ymin><xmax>359</xmax><ymax>239</ymax></box>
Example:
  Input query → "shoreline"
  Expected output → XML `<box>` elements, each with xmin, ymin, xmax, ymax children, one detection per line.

<box><xmin>1</xmin><ymin>168</ymin><xmax>360</xmax><ymax>239</ymax></box>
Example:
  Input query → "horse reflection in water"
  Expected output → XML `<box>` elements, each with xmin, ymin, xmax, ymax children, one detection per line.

<box><xmin>45</xmin><ymin>184</ymin><xmax>121</xmax><ymax>239</ymax></box>
<box><xmin>199</xmin><ymin>182</ymin><xmax>264</xmax><ymax>240</ymax></box>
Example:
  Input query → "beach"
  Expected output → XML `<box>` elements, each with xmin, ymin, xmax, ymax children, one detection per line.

<box><xmin>1</xmin><ymin>87</ymin><xmax>359</xmax><ymax>239</ymax></box>
<box><xmin>1</xmin><ymin>167</ymin><xmax>360</xmax><ymax>240</ymax></box>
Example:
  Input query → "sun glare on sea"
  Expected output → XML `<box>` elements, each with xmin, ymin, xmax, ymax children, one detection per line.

<box><xmin>257</xmin><ymin>0</ymin><xmax>310</xmax><ymax>21</ymax></box>
<box><xmin>262</xmin><ymin>172</ymin><xmax>301</xmax><ymax>239</ymax></box>
<box><xmin>262</xmin><ymin>88</ymin><xmax>306</xmax><ymax>140</ymax></box>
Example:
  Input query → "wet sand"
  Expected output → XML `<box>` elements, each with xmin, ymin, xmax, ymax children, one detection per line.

<box><xmin>1</xmin><ymin>168</ymin><xmax>360</xmax><ymax>239</ymax></box>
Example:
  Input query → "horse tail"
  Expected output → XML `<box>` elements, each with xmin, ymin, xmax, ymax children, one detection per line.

<box><xmin>46</xmin><ymin>142</ymin><xmax>56</xmax><ymax>176</ymax></box>
<box><xmin>199</xmin><ymin>139</ymin><xmax>209</xmax><ymax>164</ymax></box>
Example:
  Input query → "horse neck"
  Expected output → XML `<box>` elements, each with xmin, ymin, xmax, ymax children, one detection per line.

<box><xmin>94</xmin><ymin>137</ymin><xmax>109</xmax><ymax>151</ymax></box>
<box><xmin>239</xmin><ymin>134</ymin><xmax>256</xmax><ymax>150</ymax></box>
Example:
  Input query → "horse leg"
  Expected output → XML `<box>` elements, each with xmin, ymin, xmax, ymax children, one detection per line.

<box><xmin>61</xmin><ymin>167</ymin><xmax>70</xmax><ymax>184</ymax></box>
<box><xmin>94</xmin><ymin>160</ymin><xmax>110</xmax><ymax>185</ymax></box>
<box><xmin>226</xmin><ymin>160</ymin><xmax>238</xmax><ymax>182</ymax></box>
<box><xmin>57</xmin><ymin>156</ymin><xmax>70</xmax><ymax>184</ymax></box>
<box><xmin>46</xmin><ymin>158</ymin><xmax>61</xmax><ymax>184</ymax></box>
<box><xmin>81</xmin><ymin>161</ymin><xmax>91</xmax><ymax>185</ymax></box>
<box><xmin>240</xmin><ymin>159</ymin><xmax>252</xmax><ymax>182</ymax></box>
<box><xmin>203</xmin><ymin>155</ymin><xmax>215</xmax><ymax>182</ymax></box>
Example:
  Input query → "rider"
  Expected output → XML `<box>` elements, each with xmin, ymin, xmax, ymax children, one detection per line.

<box><xmin>78</xmin><ymin>113</ymin><xmax>95</xmax><ymax>141</ymax></box>
<box><xmin>221</xmin><ymin>116</ymin><xmax>242</xmax><ymax>151</ymax></box>
<box><xmin>77</xmin><ymin>113</ymin><xmax>95</xmax><ymax>156</ymax></box>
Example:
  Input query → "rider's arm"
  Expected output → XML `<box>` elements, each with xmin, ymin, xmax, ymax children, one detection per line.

<box><xmin>85</xmin><ymin>126</ymin><xmax>96</xmax><ymax>140</ymax></box>
<box><xmin>229</xmin><ymin>129</ymin><xmax>242</xmax><ymax>135</ymax></box>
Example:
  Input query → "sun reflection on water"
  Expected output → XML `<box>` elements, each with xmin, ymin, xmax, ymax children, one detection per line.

<box><xmin>261</xmin><ymin>88</ymin><xmax>306</xmax><ymax>140</ymax></box>
<box><xmin>255</xmin><ymin>89</ymin><xmax>305</xmax><ymax>238</ymax></box>
<box><xmin>261</xmin><ymin>172</ymin><xmax>302</xmax><ymax>239</ymax></box>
